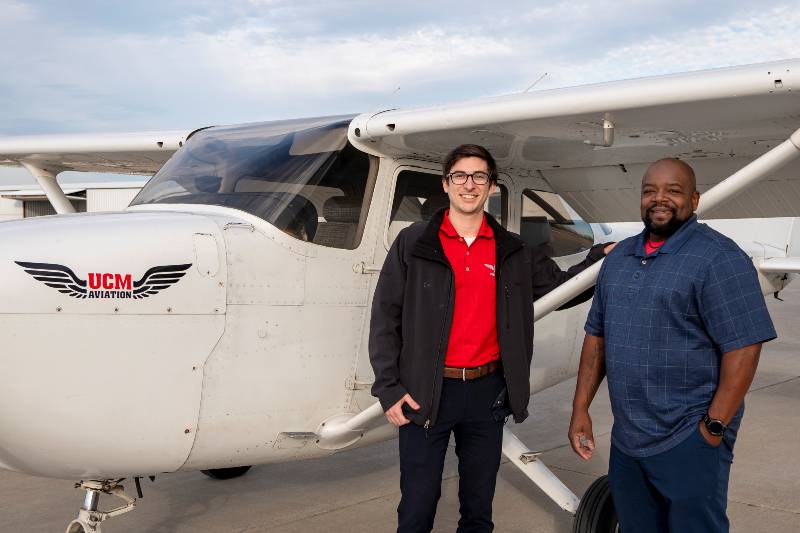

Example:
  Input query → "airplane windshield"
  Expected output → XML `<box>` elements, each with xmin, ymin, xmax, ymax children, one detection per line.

<box><xmin>131</xmin><ymin>116</ymin><xmax>377</xmax><ymax>250</ymax></box>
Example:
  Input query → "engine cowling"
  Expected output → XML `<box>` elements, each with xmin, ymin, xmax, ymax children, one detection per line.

<box><xmin>0</xmin><ymin>210</ymin><xmax>226</xmax><ymax>478</ymax></box>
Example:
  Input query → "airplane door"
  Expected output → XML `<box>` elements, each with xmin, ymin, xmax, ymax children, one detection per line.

<box><xmin>298</xmin><ymin>156</ymin><xmax>382</xmax><ymax>420</ymax></box>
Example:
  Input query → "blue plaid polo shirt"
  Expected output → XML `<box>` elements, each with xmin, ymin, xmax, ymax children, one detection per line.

<box><xmin>585</xmin><ymin>215</ymin><xmax>776</xmax><ymax>457</ymax></box>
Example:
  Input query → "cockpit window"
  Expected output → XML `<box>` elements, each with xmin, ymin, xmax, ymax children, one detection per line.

<box><xmin>520</xmin><ymin>189</ymin><xmax>594</xmax><ymax>257</ymax></box>
<box><xmin>131</xmin><ymin>116</ymin><xmax>378</xmax><ymax>250</ymax></box>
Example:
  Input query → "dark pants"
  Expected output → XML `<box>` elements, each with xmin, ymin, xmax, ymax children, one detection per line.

<box><xmin>608</xmin><ymin>427</ymin><xmax>734</xmax><ymax>533</ymax></box>
<box><xmin>397</xmin><ymin>371</ymin><xmax>505</xmax><ymax>533</ymax></box>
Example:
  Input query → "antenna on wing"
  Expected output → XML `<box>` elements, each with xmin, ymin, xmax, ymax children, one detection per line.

<box><xmin>524</xmin><ymin>72</ymin><xmax>548</xmax><ymax>92</ymax></box>
<box><xmin>368</xmin><ymin>86</ymin><xmax>401</xmax><ymax>113</ymax></box>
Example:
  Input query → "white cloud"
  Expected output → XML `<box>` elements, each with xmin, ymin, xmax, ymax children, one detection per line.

<box><xmin>204</xmin><ymin>27</ymin><xmax>513</xmax><ymax>95</ymax></box>
<box><xmin>1</xmin><ymin>0</ymin><xmax>36</xmax><ymax>23</ymax></box>
<box><xmin>0</xmin><ymin>1</ymin><xmax>798</xmax><ymax>139</ymax></box>
<box><xmin>0</xmin><ymin>19</ymin><xmax>517</xmax><ymax>132</ymax></box>
<box><xmin>540</xmin><ymin>4</ymin><xmax>800</xmax><ymax>88</ymax></box>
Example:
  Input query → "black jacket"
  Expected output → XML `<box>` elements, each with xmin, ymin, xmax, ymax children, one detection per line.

<box><xmin>369</xmin><ymin>208</ymin><xmax>605</xmax><ymax>425</ymax></box>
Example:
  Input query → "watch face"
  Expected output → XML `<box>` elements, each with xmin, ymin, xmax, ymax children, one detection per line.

<box><xmin>706</xmin><ymin>418</ymin><xmax>725</xmax><ymax>436</ymax></box>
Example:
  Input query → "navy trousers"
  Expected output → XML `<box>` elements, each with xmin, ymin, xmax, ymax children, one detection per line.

<box><xmin>608</xmin><ymin>426</ymin><xmax>734</xmax><ymax>533</ymax></box>
<box><xmin>397</xmin><ymin>371</ymin><xmax>505</xmax><ymax>533</ymax></box>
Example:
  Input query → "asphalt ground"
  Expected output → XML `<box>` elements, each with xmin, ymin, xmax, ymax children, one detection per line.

<box><xmin>1</xmin><ymin>284</ymin><xmax>798</xmax><ymax>533</ymax></box>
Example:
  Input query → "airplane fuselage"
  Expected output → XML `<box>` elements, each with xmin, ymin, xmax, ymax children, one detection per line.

<box><xmin>0</xmin><ymin>121</ymin><xmax>597</xmax><ymax>479</ymax></box>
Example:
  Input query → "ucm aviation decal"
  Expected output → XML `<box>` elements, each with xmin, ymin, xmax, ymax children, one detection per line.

<box><xmin>15</xmin><ymin>261</ymin><xmax>192</xmax><ymax>299</ymax></box>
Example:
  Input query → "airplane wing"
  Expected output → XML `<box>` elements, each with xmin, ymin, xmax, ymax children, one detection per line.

<box><xmin>0</xmin><ymin>129</ymin><xmax>196</xmax><ymax>175</ymax></box>
<box><xmin>348</xmin><ymin>59</ymin><xmax>800</xmax><ymax>222</ymax></box>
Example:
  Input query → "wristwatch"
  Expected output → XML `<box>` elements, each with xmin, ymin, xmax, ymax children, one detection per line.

<box><xmin>702</xmin><ymin>414</ymin><xmax>727</xmax><ymax>437</ymax></box>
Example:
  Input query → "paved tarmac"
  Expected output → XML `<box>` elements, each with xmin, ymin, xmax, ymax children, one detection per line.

<box><xmin>1</xmin><ymin>284</ymin><xmax>798</xmax><ymax>533</ymax></box>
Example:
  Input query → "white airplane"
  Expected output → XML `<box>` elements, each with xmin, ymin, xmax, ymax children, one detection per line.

<box><xmin>1</xmin><ymin>59</ymin><xmax>800</xmax><ymax>533</ymax></box>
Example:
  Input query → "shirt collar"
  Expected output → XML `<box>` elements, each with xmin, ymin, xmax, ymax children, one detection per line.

<box><xmin>629</xmin><ymin>214</ymin><xmax>699</xmax><ymax>257</ymax></box>
<box><xmin>439</xmin><ymin>210</ymin><xmax>494</xmax><ymax>240</ymax></box>
<box><xmin>477</xmin><ymin>214</ymin><xmax>494</xmax><ymax>238</ymax></box>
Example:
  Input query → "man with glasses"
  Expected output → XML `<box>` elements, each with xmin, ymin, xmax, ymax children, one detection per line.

<box><xmin>370</xmin><ymin>144</ymin><xmax>613</xmax><ymax>532</ymax></box>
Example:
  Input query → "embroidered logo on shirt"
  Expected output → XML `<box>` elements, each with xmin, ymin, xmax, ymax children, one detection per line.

<box><xmin>484</xmin><ymin>263</ymin><xmax>495</xmax><ymax>277</ymax></box>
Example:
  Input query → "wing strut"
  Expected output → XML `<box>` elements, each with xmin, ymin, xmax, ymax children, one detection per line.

<box><xmin>533</xmin><ymin>126</ymin><xmax>800</xmax><ymax>322</ymax></box>
<box><xmin>20</xmin><ymin>161</ymin><xmax>76</xmax><ymax>214</ymax></box>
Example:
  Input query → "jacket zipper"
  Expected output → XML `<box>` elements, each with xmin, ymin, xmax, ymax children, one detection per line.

<box><xmin>497</xmin><ymin>243</ymin><xmax>522</xmax><ymax>331</ymax></box>
<box><xmin>426</xmin><ymin>269</ymin><xmax>453</xmax><ymax>428</ymax></box>
<box><xmin>504</xmin><ymin>283</ymin><xmax>511</xmax><ymax>329</ymax></box>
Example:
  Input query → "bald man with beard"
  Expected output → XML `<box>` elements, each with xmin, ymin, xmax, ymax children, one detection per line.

<box><xmin>568</xmin><ymin>158</ymin><xmax>777</xmax><ymax>532</ymax></box>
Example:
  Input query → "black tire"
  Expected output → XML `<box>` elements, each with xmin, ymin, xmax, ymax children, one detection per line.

<box><xmin>572</xmin><ymin>475</ymin><xmax>619</xmax><ymax>533</ymax></box>
<box><xmin>201</xmin><ymin>465</ymin><xmax>252</xmax><ymax>480</ymax></box>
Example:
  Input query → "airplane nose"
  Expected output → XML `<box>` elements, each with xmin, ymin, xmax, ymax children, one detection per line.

<box><xmin>0</xmin><ymin>211</ymin><xmax>227</xmax><ymax>478</ymax></box>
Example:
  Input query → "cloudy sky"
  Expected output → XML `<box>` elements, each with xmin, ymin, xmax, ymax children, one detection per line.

<box><xmin>1</xmin><ymin>0</ymin><xmax>799</xmax><ymax>184</ymax></box>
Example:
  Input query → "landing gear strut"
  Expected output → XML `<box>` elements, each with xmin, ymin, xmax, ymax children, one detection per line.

<box><xmin>503</xmin><ymin>428</ymin><xmax>619</xmax><ymax>532</ymax></box>
<box><xmin>65</xmin><ymin>480</ymin><xmax>137</xmax><ymax>533</ymax></box>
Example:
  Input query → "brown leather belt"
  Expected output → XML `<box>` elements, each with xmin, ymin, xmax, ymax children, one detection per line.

<box><xmin>442</xmin><ymin>361</ymin><xmax>499</xmax><ymax>381</ymax></box>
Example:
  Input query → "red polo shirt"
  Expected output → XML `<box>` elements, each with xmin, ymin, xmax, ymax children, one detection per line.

<box><xmin>439</xmin><ymin>211</ymin><xmax>500</xmax><ymax>368</ymax></box>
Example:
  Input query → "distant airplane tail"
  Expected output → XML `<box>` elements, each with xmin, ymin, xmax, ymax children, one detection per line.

<box><xmin>755</xmin><ymin>217</ymin><xmax>800</xmax><ymax>295</ymax></box>
<box><xmin>704</xmin><ymin>217</ymin><xmax>800</xmax><ymax>296</ymax></box>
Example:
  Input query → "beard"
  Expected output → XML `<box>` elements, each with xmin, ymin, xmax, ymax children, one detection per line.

<box><xmin>642</xmin><ymin>207</ymin><xmax>689</xmax><ymax>238</ymax></box>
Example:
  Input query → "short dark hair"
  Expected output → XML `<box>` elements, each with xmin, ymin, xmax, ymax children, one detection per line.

<box><xmin>442</xmin><ymin>144</ymin><xmax>498</xmax><ymax>183</ymax></box>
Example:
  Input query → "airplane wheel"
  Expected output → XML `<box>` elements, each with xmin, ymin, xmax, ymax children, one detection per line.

<box><xmin>65</xmin><ymin>519</ymin><xmax>93</xmax><ymax>533</ymax></box>
<box><xmin>572</xmin><ymin>475</ymin><xmax>619</xmax><ymax>533</ymax></box>
<box><xmin>201</xmin><ymin>466</ymin><xmax>252</xmax><ymax>480</ymax></box>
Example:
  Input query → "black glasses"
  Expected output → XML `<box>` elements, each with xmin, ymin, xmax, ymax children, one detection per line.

<box><xmin>447</xmin><ymin>171</ymin><xmax>491</xmax><ymax>185</ymax></box>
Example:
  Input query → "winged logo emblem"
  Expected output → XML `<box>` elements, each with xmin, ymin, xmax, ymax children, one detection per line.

<box><xmin>15</xmin><ymin>261</ymin><xmax>192</xmax><ymax>299</ymax></box>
